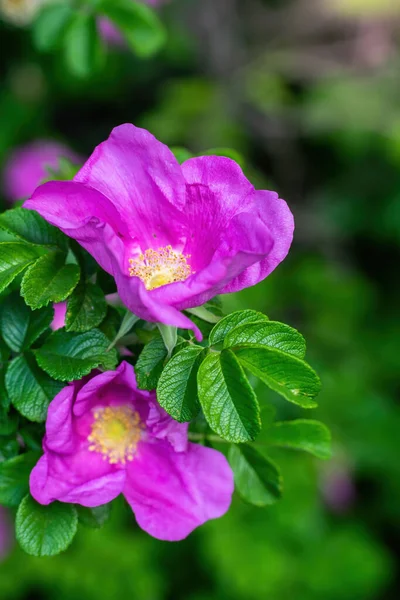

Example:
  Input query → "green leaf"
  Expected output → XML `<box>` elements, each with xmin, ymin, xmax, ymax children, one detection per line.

<box><xmin>234</xmin><ymin>345</ymin><xmax>321</xmax><ymax>408</ymax></box>
<box><xmin>0</xmin><ymin>209</ymin><xmax>67</xmax><ymax>249</ymax></box>
<box><xmin>261</xmin><ymin>419</ymin><xmax>332</xmax><ymax>460</ymax></box>
<box><xmin>96</xmin><ymin>270</ymin><xmax>117</xmax><ymax>295</ymax></box>
<box><xmin>65</xmin><ymin>281</ymin><xmax>107</xmax><ymax>332</ymax></box>
<box><xmin>0</xmin><ymin>366</ymin><xmax>9</xmax><ymax>409</ymax></box>
<box><xmin>0</xmin><ymin>293</ymin><xmax>53</xmax><ymax>352</ymax></box>
<box><xmin>170</xmin><ymin>147</ymin><xmax>194</xmax><ymax>164</ymax></box>
<box><xmin>21</xmin><ymin>252</ymin><xmax>80</xmax><ymax>309</ymax></box>
<box><xmin>0</xmin><ymin>335</ymin><xmax>10</xmax><ymax>364</ymax></box>
<box><xmin>0</xmin><ymin>438</ymin><xmax>19</xmax><ymax>461</ymax></box>
<box><xmin>185</xmin><ymin>298</ymin><xmax>225</xmax><ymax>339</ymax></box>
<box><xmin>18</xmin><ymin>424</ymin><xmax>44</xmax><ymax>452</ymax></box>
<box><xmin>197</xmin><ymin>349</ymin><xmax>261</xmax><ymax>443</ymax></box>
<box><xmin>16</xmin><ymin>495</ymin><xmax>78</xmax><ymax>557</ymax></box>
<box><xmin>0</xmin><ymin>407</ymin><xmax>18</xmax><ymax>436</ymax></box>
<box><xmin>77</xmin><ymin>504</ymin><xmax>111</xmax><ymax>529</ymax></box>
<box><xmin>33</xmin><ymin>3</ymin><xmax>74</xmax><ymax>52</ymax></box>
<box><xmin>0</xmin><ymin>452</ymin><xmax>41</xmax><ymax>506</ymax></box>
<box><xmin>64</xmin><ymin>13</ymin><xmax>105</xmax><ymax>78</ymax></box>
<box><xmin>204</xmin><ymin>296</ymin><xmax>224</xmax><ymax>316</ymax></box>
<box><xmin>135</xmin><ymin>336</ymin><xmax>168</xmax><ymax>390</ymax></box>
<box><xmin>0</xmin><ymin>243</ymin><xmax>45</xmax><ymax>293</ymax></box>
<box><xmin>100</xmin><ymin>0</ymin><xmax>166</xmax><ymax>57</ymax></box>
<box><xmin>228</xmin><ymin>444</ymin><xmax>282</xmax><ymax>507</ymax></box>
<box><xmin>224</xmin><ymin>320</ymin><xmax>306</xmax><ymax>358</ymax></box>
<box><xmin>46</xmin><ymin>156</ymin><xmax>81</xmax><ymax>181</ymax></box>
<box><xmin>98</xmin><ymin>306</ymin><xmax>121</xmax><ymax>341</ymax></box>
<box><xmin>157</xmin><ymin>323</ymin><xmax>177</xmax><ymax>358</ymax></box>
<box><xmin>6</xmin><ymin>354</ymin><xmax>64</xmax><ymax>422</ymax></box>
<box><xmin>259</xmin><ymin>403</ymin><xmax>276</xmax><ymax>427</ymax></box>
<box><xmin>157</xmin><ymin>346</ymin><xmax>205</xmax><ymax>422</ymax></box>
<box><xmin>209</xmin><ymin>310</ymin><xmax>269</xmax><ymax>347</ymax></box>
<box><xmin>34</xmin><ymin>329</ymin><xmax>118</xmax><ymax>381</ymax></box>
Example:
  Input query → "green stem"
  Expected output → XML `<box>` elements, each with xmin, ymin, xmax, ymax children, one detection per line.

<box><xmin>107</xmin><ymin>311</ymin><xmax>139</xmax><ymax>351</ymax></box>
<box><xmin>187</xmin><ymin>432</ymin><xmax>272</xmax><ymax>449</ymax></box>
<box><xmin>186</xmin><ymin>306</ymin><xmax>221</xmax><ymax>324</ymax></box>
<box><xmin>187</xmin><ymin>432</ymin><xmax>229</xmax><ymax>444</ymax></box>
<box><xmin>157</xmin><ymin>323</ymin><xmax>177</xmax><ymax>358</ymax></box>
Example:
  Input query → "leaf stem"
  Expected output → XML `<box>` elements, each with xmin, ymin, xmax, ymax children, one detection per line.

<box><xmin>187</xmin><ymin>432</ymin><xmax>229</xmax><ymax>444</ymax></box>
<box><xmin>107</xmin><ymin>311</ymin><xmax>139</xmax><ymax>351</ymax></box>
<box><xmin>157</xmin><ymin>323</ymin><xmax>177</xmax><ymax>358</ymax></box>
<box><xmin>186</xmin><ymin>306</ymin><xmax>221</xmax><ymax>323</ymax></box>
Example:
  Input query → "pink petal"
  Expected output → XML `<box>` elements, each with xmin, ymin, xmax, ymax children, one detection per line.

<box><xmin>44</xmin><ymin>384</ymin><xmax>76</xmax><ymax>454</ymax></box>
<box><xmin>24</xmin><ymin>180</ymin><xmax>128</xmax><ymax>274</ymax></box>
<box><xmin>123</xmin><ymin>441</ymin><xmax>234</xmax><ymax>541</ymax></box>
<box><xmin>111</xmin><ymin>267</ymin><xmax>203</xmax><ymax>339</ymax></box>
<box><xmin>149</xmin><ymin>210</ymin><xmax>273</xmax><ymax>310</ymax></box>
<box><xmin>146</xmin><ymin>402</ymin><xmax>189</xmax><ymax>452</ymax></box>
<box><xmin>221</xmin><ymin>190</ymin><xmax>294</xmax><ymax>293</ymax></box>
<box><xmin>33</xmin><ymin>373</ymin><xmax>128</xmax><ymax>506</ymax></box>
<box><xmin>51</xmin><ymin>302</ymin><xmax>67</xmax><ymax>331</ymax></box>
<box><xmin>73</xmin><ymin>361</ymin><xmax>151</xmax><ymax>423</ymax></box>
<box><xmin>30</xmin><ymin>449</ymin><xmax>125</xmax><ymax>507</ymax></box>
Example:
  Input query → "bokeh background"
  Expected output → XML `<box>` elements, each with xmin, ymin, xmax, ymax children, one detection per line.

<box><xmin>1</xmin><ymin>0</ymin><xmax>400</xmax><ymax>598</ymax></box>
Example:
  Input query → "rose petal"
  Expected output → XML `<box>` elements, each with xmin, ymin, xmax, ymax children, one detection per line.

<box><xmin>123</xmin><ymin>441</ymin><xmax>234</xmax><ymax>541</ymax></box>
<box><xmin>30</xmin><ymin>448</ymin><xmax>125</xmax><ymax>507</ymax></box>
<box><xmin>111</xmin><ymin>267</ymin><xmax>203</xmax><ymax>339</ymax></box>
<box><xmin>44</xmin><ymin>385</ymin><xmax>76</xmax><ymax>454</ymax></box>
<box><xmin>181</xmin><ymin>156</ymin><xmax>255</xmax><ymax>269</ymax></box>
<box><xmin>24</xmin><ymin>180</ymin><xmax>125</xmax><ymax>232</ymax></box>
<box><xmin>149</xmin><ymin>211</ymin><xmax>273</xmax><ymax>310</ymax></box>
<box><xmin>75</xmin><ymin>124</ymin><xmax>187</xmax><ymax>248</ymax></box>
<box><xmin>146</xmin><ymin>402</ymin><xmax>189</xmax><ymax>452</ymax></box>
<box><xmin>24</xmin><ymin>181</ymin><xmax>128</xmax><ymax>274</ymax></box>
<box><xmin>221</xmin><ymin>190</ymin><xmax>294</xmax><ymax>293</ymax></box>
<box><xmin>73</xmin><ymin>361</ymin><xmax>151</xmax><ymax>423</ymax></box>
<box><xmin>51</xmin><ymin>302</ymin><xmax>67</xmax><ymax>331</ymax></box>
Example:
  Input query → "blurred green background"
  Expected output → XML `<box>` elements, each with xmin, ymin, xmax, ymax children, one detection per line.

<box><xmin>1</xmin><ymin>0</ymin><xmax>400</xmax><ymax>598</ymax></box>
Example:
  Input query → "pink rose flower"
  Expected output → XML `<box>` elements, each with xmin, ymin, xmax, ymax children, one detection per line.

<box><xmin>3</xmin><ymin>140</ymin><xmax>81</xmax><ymax>202</ymax></box>
<box><xmin>29</xmin><ymin>361</ymin><xmax>234</xmax><ymax>541</ymax></box>
<box><xmin>24</xmin><ymin>124</ymin><xmax>294</xmax><ymax>339</ymax></box>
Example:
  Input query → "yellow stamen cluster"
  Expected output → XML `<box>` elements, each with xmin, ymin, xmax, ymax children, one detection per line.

<box><xmin>129</xmin><ymin>245</ymin><xmax>192</xmax><ymax>290</ymax></box>
<box><xmin>88</xmin><ymin>405</ymin><xmax>143</xmax><ymax>465</ymax></box>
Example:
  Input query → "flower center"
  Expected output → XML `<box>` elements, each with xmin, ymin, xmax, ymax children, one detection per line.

<box><xmin>88</xmin><ymin>405</ymin><xmax>143</xmax><ymax>464</ymax></box>
<box><xmin>129</xmin><ymin>245</ymin><xmax>192</xmax><ymax>290</ymax></box>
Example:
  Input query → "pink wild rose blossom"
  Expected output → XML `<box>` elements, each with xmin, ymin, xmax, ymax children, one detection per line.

<box><xmin>24</xmin><ymin>123</ymin><xmax>294</xmax><ymax>339</ymax></box>
<box><xmin>3</xmin><ymin>140</ymin><xmax>82</xmax><ymax>202</ymax></box>
<box><xmin>29</xmin><ymin>361</ymin><xmax>234</xmax><ymax>541</ymax></box>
